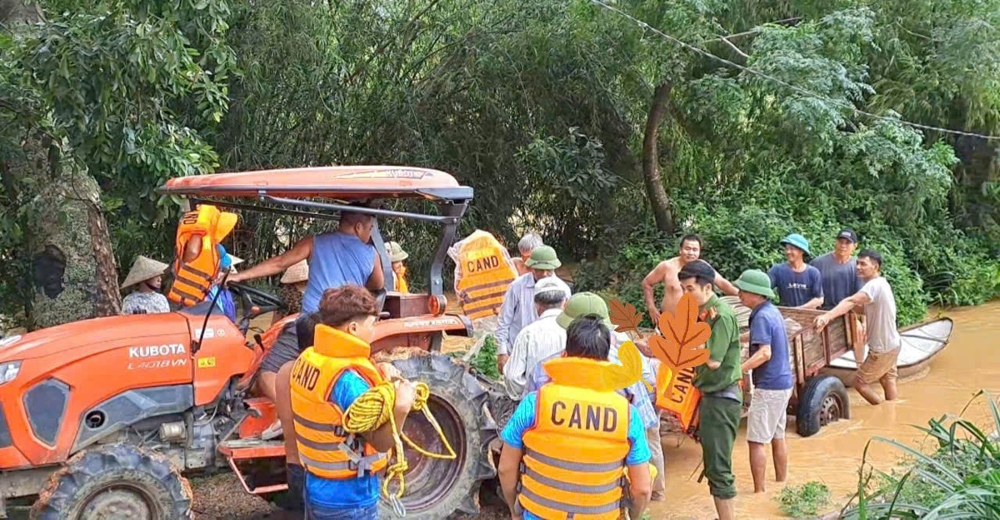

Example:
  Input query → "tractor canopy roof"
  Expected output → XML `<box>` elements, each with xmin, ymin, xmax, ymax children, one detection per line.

<box><xmin>159</xmin><ymin>165</ymin><xmax>473</xmax><ymax>202</ymax></box>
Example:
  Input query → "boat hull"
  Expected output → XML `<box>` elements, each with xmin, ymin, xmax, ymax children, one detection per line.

<box><xmin>821</xmin><ymin>317</ymin><xmax>954</xmax><ymax>388</ymax></box>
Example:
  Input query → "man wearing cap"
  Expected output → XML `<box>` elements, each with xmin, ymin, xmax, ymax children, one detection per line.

<box><xmin>643</xmin><ymin>233</ymin><xmax>739</xmax><ymax>325</ymax></box>
<box><xmin>768</xmin><ymin>233</ymin><xmax>824</xmax><ymax>309</ymax></box>
<box><xmin>386</xmin><ymin>241</ymin><xmax>410</xmax><ymax>294</ymax></box>
<box><xmin>810</xmin><ymin>229</ymin><xmax>864</xmax><ymax>311</ymax></box>
<box><xmin>495</xmin><ymin>245</ymin><xmax>562</xmax><ymax>374</ymax></box>
<box><xmin>736</xmin><ymin>269</ymin><xmax>793</xmax><ymax>494</ymax></box>
<box><xmin>679</xmin><ymin>260</ymin><xmax>742</xmax><ymax>520</ymax></box>
<box><xmin>502</xmin><ymin>276</ymin><xmax>572</xmax><ymax>400</ymax></box>
<box><xmin>524</xmin><ymin>292</ymin><xmax>667</xmax><ymax>502</ymax></box>
<box><xmin>120</xmin><ymin>256</ymin><xmax>171</xmax><ymax>315</ymax></box>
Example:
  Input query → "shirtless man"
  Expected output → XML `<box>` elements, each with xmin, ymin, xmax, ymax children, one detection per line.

<box><xmin>642</xmin><ymin>234</ymin><xmax>739</xmax><ymax>324</ymax></box>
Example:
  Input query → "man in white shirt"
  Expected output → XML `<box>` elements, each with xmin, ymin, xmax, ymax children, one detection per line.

<box><xmin>502</xmin><ymin>276</ymin><xmax>572</xmax><ymax>400</ymax></box>
<box><xmin>495</xmin><ymin>245</ymin><xmax>562</xmax><ymax>373</ymax></box>
<box><xmin>815</xmin><ymin>249</ymin><xmax>901</xmax><ymax>405</ymax></box>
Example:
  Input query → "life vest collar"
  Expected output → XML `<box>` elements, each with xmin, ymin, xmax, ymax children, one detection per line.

<box><xmin>542</xmin><ymin>356</ymin><xmax>628</xmax><ymax>393</ymax></box>
<box><xmin>312</xmin><ymin>324</ymin><xmax>372</xmax><ymax>359</ymax></box>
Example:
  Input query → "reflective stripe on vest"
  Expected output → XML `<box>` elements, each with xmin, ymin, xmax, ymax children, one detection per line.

<box><xmin>518</xmin><ymin>360</ymin><xmax>631</xmax><ymax>520</ymax></box>
<box><xmin>452</xmin><ymin>231</ymin><xmax>517</xmax><ymax>320</ymax></box>
<box><xmin>169</xmin><ymin>259</ymin><xmax>216</xmax><ymax>306</ymax></box>
<box><xmin>168</xmin><ymin>206</ymin><xmax>226</xmax><ymax>306</ymax></box>
<box><xmin>289</xmin><ymin>325</ymin><xmax>389</xmax><ymax>480</ymax></box>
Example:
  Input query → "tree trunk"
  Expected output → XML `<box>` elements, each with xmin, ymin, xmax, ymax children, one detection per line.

<box><xmin>21</xmin><ymin>134</ymin><xmax>120</xmax><ymax>329</ymax></box>
<box><xmin>642</xmin><ymin>82</ymin><xmax>675</xmax><ymax>235</ymax></box>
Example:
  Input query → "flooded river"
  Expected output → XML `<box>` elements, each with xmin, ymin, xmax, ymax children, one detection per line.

<box><xmin>649</xmin><ymin>300</ymin><xmax>1000</xmax><ymax>518</ymax></box>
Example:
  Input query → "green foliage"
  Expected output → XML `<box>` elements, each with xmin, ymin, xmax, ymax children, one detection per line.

<box><xmin>4</xmin><ymin>0</ymin><xmax>1000</xmax><ymax>329</ymax></box>
<box><xmin>470</xmin><ymin>335</ymin><xmax>501</xmax><ymax>381</ymax></box>
<box><xmin>845</xmin><ymin>391</ymin><xmax>1000</xmax><ymax>519</ymax></box>
<box><xmin>0</xmin><ymin>0</ymin><xmax>234</xmax><ymax>320</ymax></box>
<box><xmin>776</xmin><ymin>481</ymin><xmax>831</xmax><ymax>518</ymax></box>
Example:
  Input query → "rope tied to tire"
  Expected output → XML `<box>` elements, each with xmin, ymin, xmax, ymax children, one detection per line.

<box><xmin>342</xmin><ymin>380</ymin><xmax>457</xmax><ymax>518</ymax></box>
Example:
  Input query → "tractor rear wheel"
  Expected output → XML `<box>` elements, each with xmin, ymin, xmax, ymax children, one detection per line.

<box><xmin>377</xmin><ymin>348</ymin><xmax>498</xmax><ymax>519</ymax></box>
<box><xmin>31</xmin><ymin>444</ymin><xmax>192</xmax><ymax>520</ymax></box>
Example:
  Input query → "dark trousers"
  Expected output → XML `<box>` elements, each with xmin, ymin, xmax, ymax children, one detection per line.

<box><xmin>698</xmin><ymin>395</ymin><xmax>742</xmax><ymax>499</ymax></box>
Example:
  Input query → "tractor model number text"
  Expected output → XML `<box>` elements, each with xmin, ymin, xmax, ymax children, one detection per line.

<box><xmin>128</xmin><ymin>359</ymin><xmax>189</xmax><ymax>370</ymax></box>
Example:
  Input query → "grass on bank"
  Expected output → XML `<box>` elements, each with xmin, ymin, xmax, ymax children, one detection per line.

<box><xmin>841</xmin><ymin>390</ymin><xmax>1000</xmax><ymax>519</ymax></box>
<box><xmin>776</xmin><ymin>481</ymin><xmax>832</xmax><ymax>518</ymax></box>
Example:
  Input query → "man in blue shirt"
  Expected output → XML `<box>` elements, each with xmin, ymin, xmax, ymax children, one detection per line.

<box><xmin>737</xmin><ymin>269</ymin><xmax>794</xmax><ymax>494</ymax></box>
<box><xmin>228</xmin><ymin>207</ymin><xmax>386</xmax><ymax>509</ymax></box>
<box><xmin>810</xmin><ymin>228</ymin><xmax>864</xmax><ymax>310</ymax></box>
<box><xmin>768</xmin><ymin>233</ymin><xmax>824</xmax><ymax>309</ymax></box>
<box><xmin>498</xmin><ymin>316</ymin><xmax>652</xmax><ymax>520</ymax></box>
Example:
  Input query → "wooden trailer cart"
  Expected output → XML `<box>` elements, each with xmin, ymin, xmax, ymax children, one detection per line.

<box><xmin>728</xmin><ymin>297</ymin><xmax>859</xmax><ymax>437</ymax></box>
<box><xmin>658</xmin><ymin>297</ymin><xmax>859</xmax><ymax>439</ymax></box>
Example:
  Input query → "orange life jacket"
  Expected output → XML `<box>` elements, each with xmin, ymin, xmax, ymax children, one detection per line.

<box><xmin>518</xmin><ymin>356</ymin><xmax>631</xmax><ymax>520</ymax></box>
<box><xmin>289</xmin><ymin>324</ymin><xmax>389</xmax><ymax>480</ymax></box>
<box><xmin>167</xmin><ymin>205</ymin><xmax>237</xmax><ymax>306</ymax></box>
<box><xmin>450</xmin><ymin>230</ymin><xmax>517</xmax><ymax>320</ymax></box>
<box><xmin>655</xmin><ymin>364</ymin><xmax>702</xmax><ymax>434</ymax></box>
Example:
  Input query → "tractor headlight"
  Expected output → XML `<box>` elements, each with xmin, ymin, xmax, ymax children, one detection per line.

<box><xmin>0</xmin><ymin>361</ymin><xmax>21</xmax><ymax>385</ymax></box>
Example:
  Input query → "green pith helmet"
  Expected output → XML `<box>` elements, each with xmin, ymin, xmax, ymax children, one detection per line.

<box><xmin>734</xmin><ymin>269</ymin><xmax>775</xmax><ymax>299</ymax></box>
<box><xmin>556</xmin><ymin>292</ymin><xmax>614</xmax><ymax>330</ymax></box>
<box><xmin>525</xmin><ymin>245</ymin><xmax>561</xmax><ymax>270</ymax></box>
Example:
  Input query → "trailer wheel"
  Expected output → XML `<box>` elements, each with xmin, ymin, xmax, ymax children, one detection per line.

<box><xmin>796</xmin><ymin>375</ymin><xmax>850</xmax><ymax>437</ymax></box>
<box><xmin>379</xmin><ymin>348</ymin><xmax>498</xmax><ymax>519</ymax></box>
<box><xmin>32</xmin><ymin>444</ymin><xmax>193</xmax><ymax>520</ymax></box>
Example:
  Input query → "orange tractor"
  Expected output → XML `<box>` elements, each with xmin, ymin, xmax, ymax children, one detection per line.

<box><xmin>0</xmin><ymin>166</ymin><xmax>504</xmax><ymax>519</ymax></box>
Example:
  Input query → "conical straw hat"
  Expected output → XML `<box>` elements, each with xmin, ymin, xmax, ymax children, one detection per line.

<box><xmin>122</xmin><ymin>256</ymin><xmax>170</xmax><ymax>289</ymax></box>
<box><xmin>280</xmin><ymin>259</ymin><xmax>309</xmax><ymax>284</ymax></box>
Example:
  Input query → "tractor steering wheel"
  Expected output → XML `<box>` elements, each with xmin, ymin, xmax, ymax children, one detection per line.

<box><xmin>227</xmin><ymin>282</ymin><xmax>287</xmax><ymax>333</ymax></box>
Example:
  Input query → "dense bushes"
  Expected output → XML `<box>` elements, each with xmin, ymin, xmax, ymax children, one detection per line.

<box><xmin>3</xmin><ymin>0</ymin><xmax>1000</xmax><ymax>329</ymax></box>
<box><xmin>575</xmin><ymin>206</ymin><xmax>937</xmax><ymax>327</ymax></box>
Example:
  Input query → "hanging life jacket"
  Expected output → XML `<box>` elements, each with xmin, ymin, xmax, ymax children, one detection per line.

<box><xmin>290</xmin><ymin>324</ymin><xmax>389</xmax><ymax>480</ymax></box>
<box><xmin>448</xmin><ymin>230</ymin><xmax>517</xmax><ymax>320</ymax></box>
<box><xmin>518</xmin><ymin>356</ymin><xmax>632</xmax><ymax>520</ymax></box>
<box><xmin>167</xmin><ymin>205</ymin><xmax>238</xmax><ymax>307</ymax></box>
<box><xmin>655</xmin><ymin>364</ymin><xmax>702</xmax><ymax>434</ymax></box>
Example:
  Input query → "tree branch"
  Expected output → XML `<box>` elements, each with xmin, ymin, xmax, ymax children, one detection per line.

<box><xmin>719</xmin><ymin>35</ymin><xmax>749</xmax><ymax>59</ymax></box>
<box><xmin>700</xmin><ymin>17</ymin><xmax>803</xmax><ymax>43</ymax></box>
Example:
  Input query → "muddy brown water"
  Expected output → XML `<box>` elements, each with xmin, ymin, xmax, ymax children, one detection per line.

<box><xmin>649</xmin><ymin>301</ymin><xmax>999</xmax><ymax>519</ymax></box>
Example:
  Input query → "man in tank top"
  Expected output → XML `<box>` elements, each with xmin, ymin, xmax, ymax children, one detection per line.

<box><xmin>227</xmin><ymin>207</ymin><xmax>385</xmax><ymax>510</ymax></box>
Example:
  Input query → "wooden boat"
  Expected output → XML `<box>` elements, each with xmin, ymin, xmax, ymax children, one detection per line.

<box><xmin>821</xmin><ymin>317</ymin><xmax>954</xmax><ymax>387</ymax></box>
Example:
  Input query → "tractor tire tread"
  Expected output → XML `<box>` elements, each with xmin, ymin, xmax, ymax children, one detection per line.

<box><xmin>31</xmin><ymin>443</ymin><xmax>192</xmax><ymax>520</ymax></box>
<box><xmin>381</xmin><ymin>348</ymin><xmax>498</xmax><ymax>519</ymax></box>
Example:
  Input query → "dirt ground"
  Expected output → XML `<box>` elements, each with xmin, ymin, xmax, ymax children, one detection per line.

<box><xmin>188</xmin><ymin>473</ymin><xmax>510</xmax><ymax>519</ymax></box>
